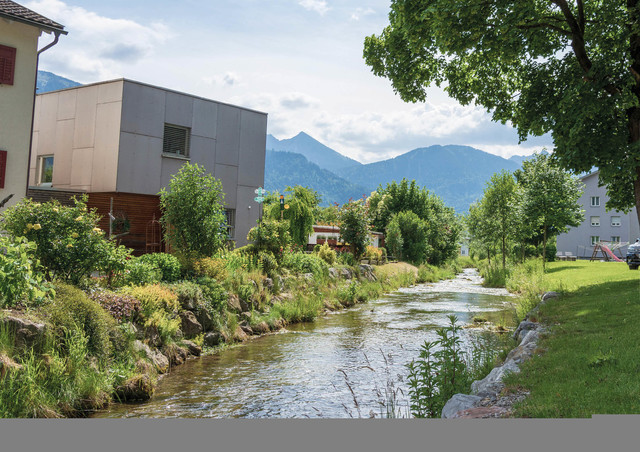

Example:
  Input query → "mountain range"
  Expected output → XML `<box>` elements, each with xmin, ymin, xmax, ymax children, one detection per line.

<box><xmin>35</xmin><ymin>72</ymin><xmax>539</xmax><ymax>213</ymax></box>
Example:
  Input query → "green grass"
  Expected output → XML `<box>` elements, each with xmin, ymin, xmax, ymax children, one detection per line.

<box><xmin>504</xmin><ymin>260</ymin><xmax>640</xmax><ymax>417</ymax></box>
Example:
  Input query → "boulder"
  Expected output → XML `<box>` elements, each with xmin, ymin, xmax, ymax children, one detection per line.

<box><xmin>180</xmin><ymin>311</ymin><xmax>203</xmax><ymax>338</ymax></box>
<box><xmin>270</xmin><ymin>318</ymin><xmax>286</xmax><ymax>331</ymax></box>
<box><xmin>340</xmin><ymin>268</ymin><xmax>354</xmax><ymax>280</ymax></box>
<box><xmin>239</xmin><ymin>298</ymin><xmax>251</xmax><ymax>313</ymax></box>
<box><xmin>195</xmin><ymin>309</ymin><xmax>214</xmax><ymax>332</ymax></box>
<box><xmin>133</xmin><ymin>340</ymin><xmax>169</xmax><ymax>374</ymax></box>
<box><xmin>264</xmin><ymin>278</ymin><xmax>274</xmax><ymax>291</ymax></box>
<box><xmin>240</xmin><ymin>324</ymin><xmax>253</xmax><ymax>335</ymax></box>
<box><xmin>358</xmin><ymin>264</ymin><xmax>377</xmax><ymax>282</ymax></box>
<box><xmin>1</xmin><ymin>316</ymin><xmax>47</xmax><ymax>350</ymax></box>
<box><xmin>227</xmin><ymin>294</ymin><xmax>242</xmax><ymax>313</ymax></box>
<box><xmin>504</xmin><ymin>341</ymin><xmax>538</xmax><ymax>365</ymax></box>
<box><xmin>113</xmin><ymin>374</ymin><xmax>154</xmax><ymax>402</ymax></box>
<box><xmin>513</xmin><ymin>320</ymin><xmax>537</xmax><ymax>342</ymax></box>
<box><xmin>541</xmin><ymin>291</ymin><xmax>560</xmax><ymax>302</ymax></box>
<box><xmin>253</xmin><ymin>322</ymin><xmax>270</xmax><ymax>335</ymax></box>
<box><xmin>441</xmin><ymin>394</ymin><xmax>482</xmax><ymax>419</ymax></box>
<box><xmin>181</xmin><ymin>340</ymin><xmax>201</xmax><ymax>357</ymax></box>
<box><xmin>162</xmin><ymin>343</ymin><xmax>189</xmax><ymax>366</ymax></box>
<box><xmin>240</xmin><ymin>312</ymin><xmax>252</xmax><ymax>322</ymax></box>
<box><xmin>143</xmin><ymin>325</ymin><xmax>162</xmax><ymax>348</ymax></box>
<box><xmin>233</xmin><ymin>325</ymin><xmax>248</xmax><ymax>342</ymax></box>
<box><xmin>204</xmin><ymin>332</ymin><xmax>222</xmax><ymax>347</ymax></box>
<box><xmin>471</xmin><ymin>359</ymin><xmax>521</xmax><ymax>396</ymax></box>
<box><xmin>0</xmin><ymin>353</ymin><xmax>22</xmax><ymax>379</ymax></box>
<box><xmin>328</xmin><ymin>268</ymin><xmax>339</xmax><ymax>280</ymax></box>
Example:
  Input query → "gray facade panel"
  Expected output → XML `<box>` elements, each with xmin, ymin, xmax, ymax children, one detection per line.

<box><xmin>189</xmin><ymin>135</ymin><xmax>216</xmax><ymax>173</ymax></box>
<box><xmin>215</xmin><ymin>163</ymin><xmax>238</xmax><ymax>207</ymax></box>
<box><xmin>192</xmin><ymin>99</ymin><xmax>218</xmax><ymax>138</ymax></box>
<box><xmin>120</xmin><ymin>82</ymin><xmax>165</xmax><ymax>137</ymax></box>
<box><xmin>116</xmin><ymin>132</ymin><xmax>163</xmax><ymax>195</ymax></box>
<box><xmin>165</xmin><ymin>91</ymin><xmax>194</xmax><ymax>128</ymax></box>
<box><xmin>215</xmin><ymin>105</ymin><xmax>241</xmax><ymax>166</ymax></box>
<box><xmin>235</xmin><ymin>184</ymin><xmax>260</xmax><ymax>247</ymax></box>
<box><xmin>237</xmin><ymin>110</ymin><xmax>267</xmax><ymax>187</ymax></box>
<box><xmin>160</xmin><ymin>156</ymin><xmax>188</xmax><ymax>192</ymax></box>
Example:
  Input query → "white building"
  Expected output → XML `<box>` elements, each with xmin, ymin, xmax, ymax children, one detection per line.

<box><xmin>556</xmin><ymin>171</ymin><xmax>640</xmax><ymax>258</ymax></box>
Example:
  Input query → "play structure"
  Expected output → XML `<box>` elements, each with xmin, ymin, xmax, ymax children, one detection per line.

<box><xmin>590</xmin><ymin>241</ymin><xmax>627</xmax><ymax>262</ymax></box>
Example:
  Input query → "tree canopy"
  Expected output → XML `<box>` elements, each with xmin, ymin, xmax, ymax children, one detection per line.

<box><xmin>364</xmin><ymin>0</ymin><xmax>640</xmax><ymax>225</ymax></box>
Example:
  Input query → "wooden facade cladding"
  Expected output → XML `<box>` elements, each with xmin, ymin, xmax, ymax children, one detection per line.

<box><xmin>87</xmin><ymin>192</ymin><xmax>163</xmax><ymax>255</ymax></box>
<box><xmin>26</xmin><ymin>187</ymin><xmax>84</xmax><ymax>206</ymax></box>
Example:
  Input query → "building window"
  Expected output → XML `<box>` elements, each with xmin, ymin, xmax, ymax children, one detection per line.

<box><xmin>590</xmin><ymin>216</ymin><xmax>600</xmax><ymax>227</ymax></box>
<box><xmin>590</xmin><ymin>196</ymin><xmax>600</xmax><ymax>207</ymax></box>
<box><xmin>38</xmin><ymin>155</ymin><xmax>54</xmax><ymax>186</ymax></box>
<box><xmin>0</xmin><ymin>44</ymin><xmax>16</xmax><ymax>85</ymax></box>
<box><xmin>225</xmin><ymin>208</ymin><xmax>235</xmax><ymax>239</ymax></box>
<box><xmin>611</xmin><ymin>236</ymin><xmax>620</xmax><ymax>243</ymax></box>
<box><xmin>611</xmin><ymin>216</ymin><xmax>621</xmax><ymax>227</ymax></box>
<box><xmin>591</xmin><ymin>236</ymin><xmax>600</xmax><ymax>246</ymax></box>
<box><xmin>162</xmin><ymin>124</ymin><xmax>190</xmax><ymax>157</ymax></box>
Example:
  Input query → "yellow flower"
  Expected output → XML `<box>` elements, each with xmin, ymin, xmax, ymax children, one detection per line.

<box><xmin>53</xmin><ymin>208</ymin><xmax>59</xmax><ymax>213</ymax></box>
<box><xmin>66</xmin><ymin>243</ymin><xmax>74</xmax><ymax>248</ymax></box>
<box><xmin>70</xmin><ymin>232</ymin><xmax>79</xmax><ymax>238</ymax></box>
<box><xmin>93</xmin><ymin>227</ymin><xmax>103</xmax><ymax>234</ymax></box>
<box><xmin>33</xmin><ymin>223</ymin><xmax>42</xmax><ymax>230</ymax></box>
<box><xmin>23</xmin><ymin>229</ymin><xmax>27</xmax><ymax>234</ymax></box>
<box><xmin>26</xmin><ymin>223</ymin><xmax>33</xmax><ymax>230</ymax></box>
<box><xmin>75</xmin><ymin>216</ymin><xmax>83</xmax><ymax>222</ymax></box>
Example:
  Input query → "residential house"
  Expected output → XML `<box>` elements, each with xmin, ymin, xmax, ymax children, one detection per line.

<box><xmin>556</xmin><ymin>170</ymin><xmax>640</xmax><ymax>258</ymax></box>
<box><xmin>308</xmin><ymin>224</ymin><xmax>384</xmax><ymax>251</ymax></box>
<box><xmin>0</xmin><ymin>0</ymin><xmax>65</xmax><ymax>211</ymax></box>
<box><xmin>29</xmin><ymin>79</ymin><xmax>267</xmax><ymax>252</ymax></box>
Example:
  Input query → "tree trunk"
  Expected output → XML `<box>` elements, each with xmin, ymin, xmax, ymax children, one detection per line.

<box><xmin>542</xmin><ymin>226</ymin><xmax>548</xmax><ymax>270</ymax></box>
<box><xmin>635</xmin><ymin>166</ymin><xmax>640</xmax><ymax>231</ymax></box>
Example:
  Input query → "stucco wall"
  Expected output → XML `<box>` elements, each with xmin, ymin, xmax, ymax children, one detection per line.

<box><xmin>0</xmin><ymin>20</ymin><xmax>40</xmax><ymax>211</ymax></box>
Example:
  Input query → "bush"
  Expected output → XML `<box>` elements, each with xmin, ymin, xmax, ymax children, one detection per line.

<box><xmin>195</xmin><ymin>276</ymin><xmax>228</xmax><ymax>313</ymax></box>
<box><xmin>246</xmin><ymin>218</ymin><xmax>291</xmax><ymax>256</ymax></box>
<box><xmin>0</xmin><ymin>197</ymin><xmax>122</xmax><ymax>285</ymax></box>
<box><xmin>138</xmin><ymin>253</ymin><xmax>181</xmax><ymax>282</ymax></box>
<box><xmin>337</xmin><ymin>251</ymin><xmax>357</xmax><ymax>267</ymax></box>
<box><xmin>88</xmin><ymin>290</ymin><xmax>140</xmax><ymax>323</ymax></box>
<box><xmin>317</xmin><ymin>243</ymin><xmax>337</xmax><ymax>265</ymax></box>
<box><xmin>113</xmin><ymin>258</ymin><xmax>163</xmax><ymax>287</ymax></box>
<box><xmin>44</xmin><ymin>283</ymin><xmax>117</xmax><ymax>360</ymax></box>
<box><xmin>365</xmin><ymin>246</ymin><xmax>383</xmax><ymax>262</ymax></box>
<box><xmin>124</xmin><ymin>285</ymin><xmax>180</xmax><ymax>345</ymax></box>
<box><xmin>282</xmin><ymin>251</ymin><xmax>329</xmax><ymax>279</ymax></box>
<box><xmin>193</xmin><ymin>256</ymin><xmax>228</xmax><ymax>281</ymax></box>
<box><xmin>0</xmin><ymin>236</ymin><xmax>53</xmax><ymax>308</ymax></box>
<box><xmin>171</xmin><ymin>281</ymin><xmax>205</xmax><ymax>310</ymax></box>
<box><xmin>257</xmin><ymin>251</ymin><xmax>279</xmax><ymax>278</ymax></box>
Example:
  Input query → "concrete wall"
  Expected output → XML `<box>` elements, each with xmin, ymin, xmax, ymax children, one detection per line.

<box><xmin>0</xmin><ymin>20</ymin><xmax>40</xmax><ymax>211</ymax></box>
<box><xmin>30</xmin><ymin>80</ymin><xmax>123</xmax><ymax>192</ymax></box>
<box><xmin>30</xmin><ymin>79</ymin><xmax>267</xmax><ymax>247</ymax></box>
<box><xmin>556</xmin><ymin>172</ymin><xmax>640</xmax><ymax>257</ymax></box>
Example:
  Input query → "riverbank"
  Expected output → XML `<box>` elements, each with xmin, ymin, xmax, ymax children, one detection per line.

<box><xmin>444</xmin><ymin>260</ymin><xmax>640</xmax><ymax>418</ymax></box>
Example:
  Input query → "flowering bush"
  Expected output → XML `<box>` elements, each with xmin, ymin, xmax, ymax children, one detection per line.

<box><xmin>193</xmin><ymin>256</ymin><xmax>228</xmax><ymax>281</ymax></box>
<box><xmin>317</xmin><ymin>243</ymin><xmax>337</xmax><ymax>265</ymax></box>
<box><xmin>88</xmin><ymin>290</ymin><xmax>140</xmax><ymax>323</ymax></box>
<box><xmin>0</xmin><ymin>197</ymin><xmax>122</xmax><ymax>285</ymax></box>
<box><xmin>0</xmin><ymin>236</ymin><xmax>54</xmax><ymax>308</ymax></box>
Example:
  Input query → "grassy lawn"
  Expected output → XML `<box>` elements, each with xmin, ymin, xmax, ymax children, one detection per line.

<box><xmin>505</xmin><ymin>260</ymin><xmax>640</xmax><ymax>417</ymax></box>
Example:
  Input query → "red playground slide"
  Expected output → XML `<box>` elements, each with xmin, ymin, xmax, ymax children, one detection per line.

<box><xmin>600</xmin><ymin>244</ymin><xmax>623</xmax><ymax>262</ymax></box>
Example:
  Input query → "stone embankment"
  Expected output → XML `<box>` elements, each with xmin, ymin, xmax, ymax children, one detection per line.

<box><xmin>441</xmin><ymin>291</ymin><xmax>559</xmax><ymax>419</ymax></box>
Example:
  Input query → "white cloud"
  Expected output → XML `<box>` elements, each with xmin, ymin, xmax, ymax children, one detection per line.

<box><xmin>27</xmin><ymin>0</ymin><xmax>169</xmax><ymax>81</ymax></box>
<box><xmin>467</xmin><ymin>144</ymin><xmax>551</xmax><ymax>159</ymax></box>
<box><xmin>350</xmin><ymin>7</ymin><xmax>375</xmax><ymax>21</ymax></box>
<box><xmin>298</xmin><ymin>0</ymin><xmax>330</xmax><ymax>15</ymax></box>
<box><xmin>203</xmin><ymin>72</ymin><xmax>239</xmax><ymax>87</ymax></box>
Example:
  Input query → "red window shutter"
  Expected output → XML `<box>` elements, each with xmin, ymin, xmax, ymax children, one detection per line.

<box><xmin>0</xmin><ymin>150</ymin><xmax>7</xmax><ymax>189</ymax></box>
<box><xmin>0</xmin><ymin>45</ymin><xmax>17</xmax><ymax>85</ymax></box>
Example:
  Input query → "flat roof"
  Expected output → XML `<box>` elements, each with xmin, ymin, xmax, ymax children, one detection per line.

<box><xmin>36</xmin><ymin>77</ymin><xmax>268</xmax><ymax>117</ymax></box>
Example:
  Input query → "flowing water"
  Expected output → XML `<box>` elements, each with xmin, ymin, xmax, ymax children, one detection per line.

<box><xmin>93</xmin><ymin>269</ymin><xmax>514</xmax><ymax>419</ymax></box>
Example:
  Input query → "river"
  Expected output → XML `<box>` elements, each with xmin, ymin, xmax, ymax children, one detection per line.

<box><xmin>93</xmin><ymin>268</ymin><xmax>514</xmax><ymax>418</ymax></box>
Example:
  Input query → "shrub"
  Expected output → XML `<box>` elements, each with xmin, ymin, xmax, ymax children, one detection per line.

<box><xmin>138</xmin><ymin>253</ymin><xmax>181</xmax><ymax>282</ymax></box>
<box><xmin>171</xmin><ymin>281</ymin><xmax>205</xmax><ymax>310</ymax></box>
<box><xmin>124</xmin><ymin>285</ymin><xmax>180</xmax><ymax>345</ymax></box>
<box><xmin>317</xmin><ymin>243</ymin><xmax>337</xmax><ymax>265</ymax></box>
<box><xmin>193</xmin><ymin>256</ymin><xmax>228</xmax><ymax>281</ymax></box>
<box><xmin>0</xmin><ymin>236</ymin><xmax>53</xmax><ymax>308</ymax></box>
<box><xmin>365</xmin><ymin>246</ymin><xmax>383</xmax><ymax>262</ymax></box>
<box><xmin>44</xmin><ymin>283</ymin><xmax>117</xmax><ymax>360</ymax></box>
<box><xmin>112</xmin><ymin>258</ymin><xmax>163</xmax><ymax>287</ymax></box>
<box><xmin>88</xmin><ymin>290</ymin><xmax>140</xmax><ymax>323</ymax></box>
<box><xmin>337</xmin><ymin>251</ymin><xmax>357</xmax><ymax>267</ymax></box>
<box><xmin>257</xmin><ymin>251</ymin><xmax>279</xmax><ymax>278</ymax></box>
<box><xmin>336</xmin><ymin>280</ymin><xmax>359</xmax><ymax>306</ymax></box>
<box><xmin>282</xmin><ymin>251</ymin><xmax>329</xmax><ymax>279</ymax></box>
<box><xmin>0</xmin><ymin>197</ymin><xmax>122</xmax><ymax>285</ymax></box>
<box><xmin>246</xmin><ymin>218</ymin><xmax>291</xmax><ymax>256</ymax></box>
<box><xmin>195</xmin><ymin>276</ymin><xmax>228</xmax><ymax>313</ymax></box>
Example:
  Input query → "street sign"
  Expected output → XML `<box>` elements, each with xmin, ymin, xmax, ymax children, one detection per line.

<box><xmin>254</xmin><ymin>196</ymin><xmax>264</xmax><ymax>203</ymax></box>
<box><xmin>254</xmin><ymin>187</ymin><xmax>265</xmax><ymax>195</ymax></box>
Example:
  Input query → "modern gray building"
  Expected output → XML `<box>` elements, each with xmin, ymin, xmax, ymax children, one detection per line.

<box><xmin>29</xmin><ymin>79</ymin><xmax>267</xmax><ymax>251</ymax></box>
<box><xmin>556</xmin><ymin>171</ymin><xmax>640</xmax><ymax>258</ymax></box>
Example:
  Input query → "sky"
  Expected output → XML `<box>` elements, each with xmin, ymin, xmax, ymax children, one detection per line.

<box><xmin>27</xmin><ymin>0</ymin><xmax>554</xmax><ymax>164</ymax></box>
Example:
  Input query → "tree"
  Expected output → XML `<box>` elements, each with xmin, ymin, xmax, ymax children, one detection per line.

<box><xmin>264</xmin><ymin>186</ymin><xmax>319</xmax><ymax>248</ymax></box>
<box><xmin>364</xmin><ymin>0</ymin><xmax>640</xmax><ymax>227</ymax></box>
<box><xmin>385</xmin><ymin>216</ymin><xmax>404</xmax><ymax>260</ymax></box>
<box><xmin>391</xmin><ymin>211</ymin><xmax>430</xmax><ymax>264</ymax></box>
<box><xmin>482</xmin><ymin>170</ymin><xmax>518</xmax><ymax>269</ymax></box>
<box><xmin>338</xmin><ymin>198</ymin><xmax>370</xmax><ymax>258</ymax></box>
<box><xmin>159</xmin><ymin>163</ymin><xmax>227</xmax><ymax>258</ymax></box>
<box><xmin>516</xmin><ymin>154</ymin><xmax>584</xmax><ymax>268</ymax></box>
<box><xmin>465</xmin><ymin>201</ymin><xmax>496</xmax><ymax>264</ymax></box>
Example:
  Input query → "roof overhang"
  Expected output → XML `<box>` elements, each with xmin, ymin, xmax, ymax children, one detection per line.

<box><xmin>0</xmin><ymin>11</ymin><xmax>67</xmax><ymax>35</ymax></box>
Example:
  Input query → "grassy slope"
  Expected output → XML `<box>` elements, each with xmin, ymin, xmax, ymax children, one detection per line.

<box><xmin>505</xmin><ymin>261</ymin><xmax>640</xmax><ymax>417</ymax></box>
